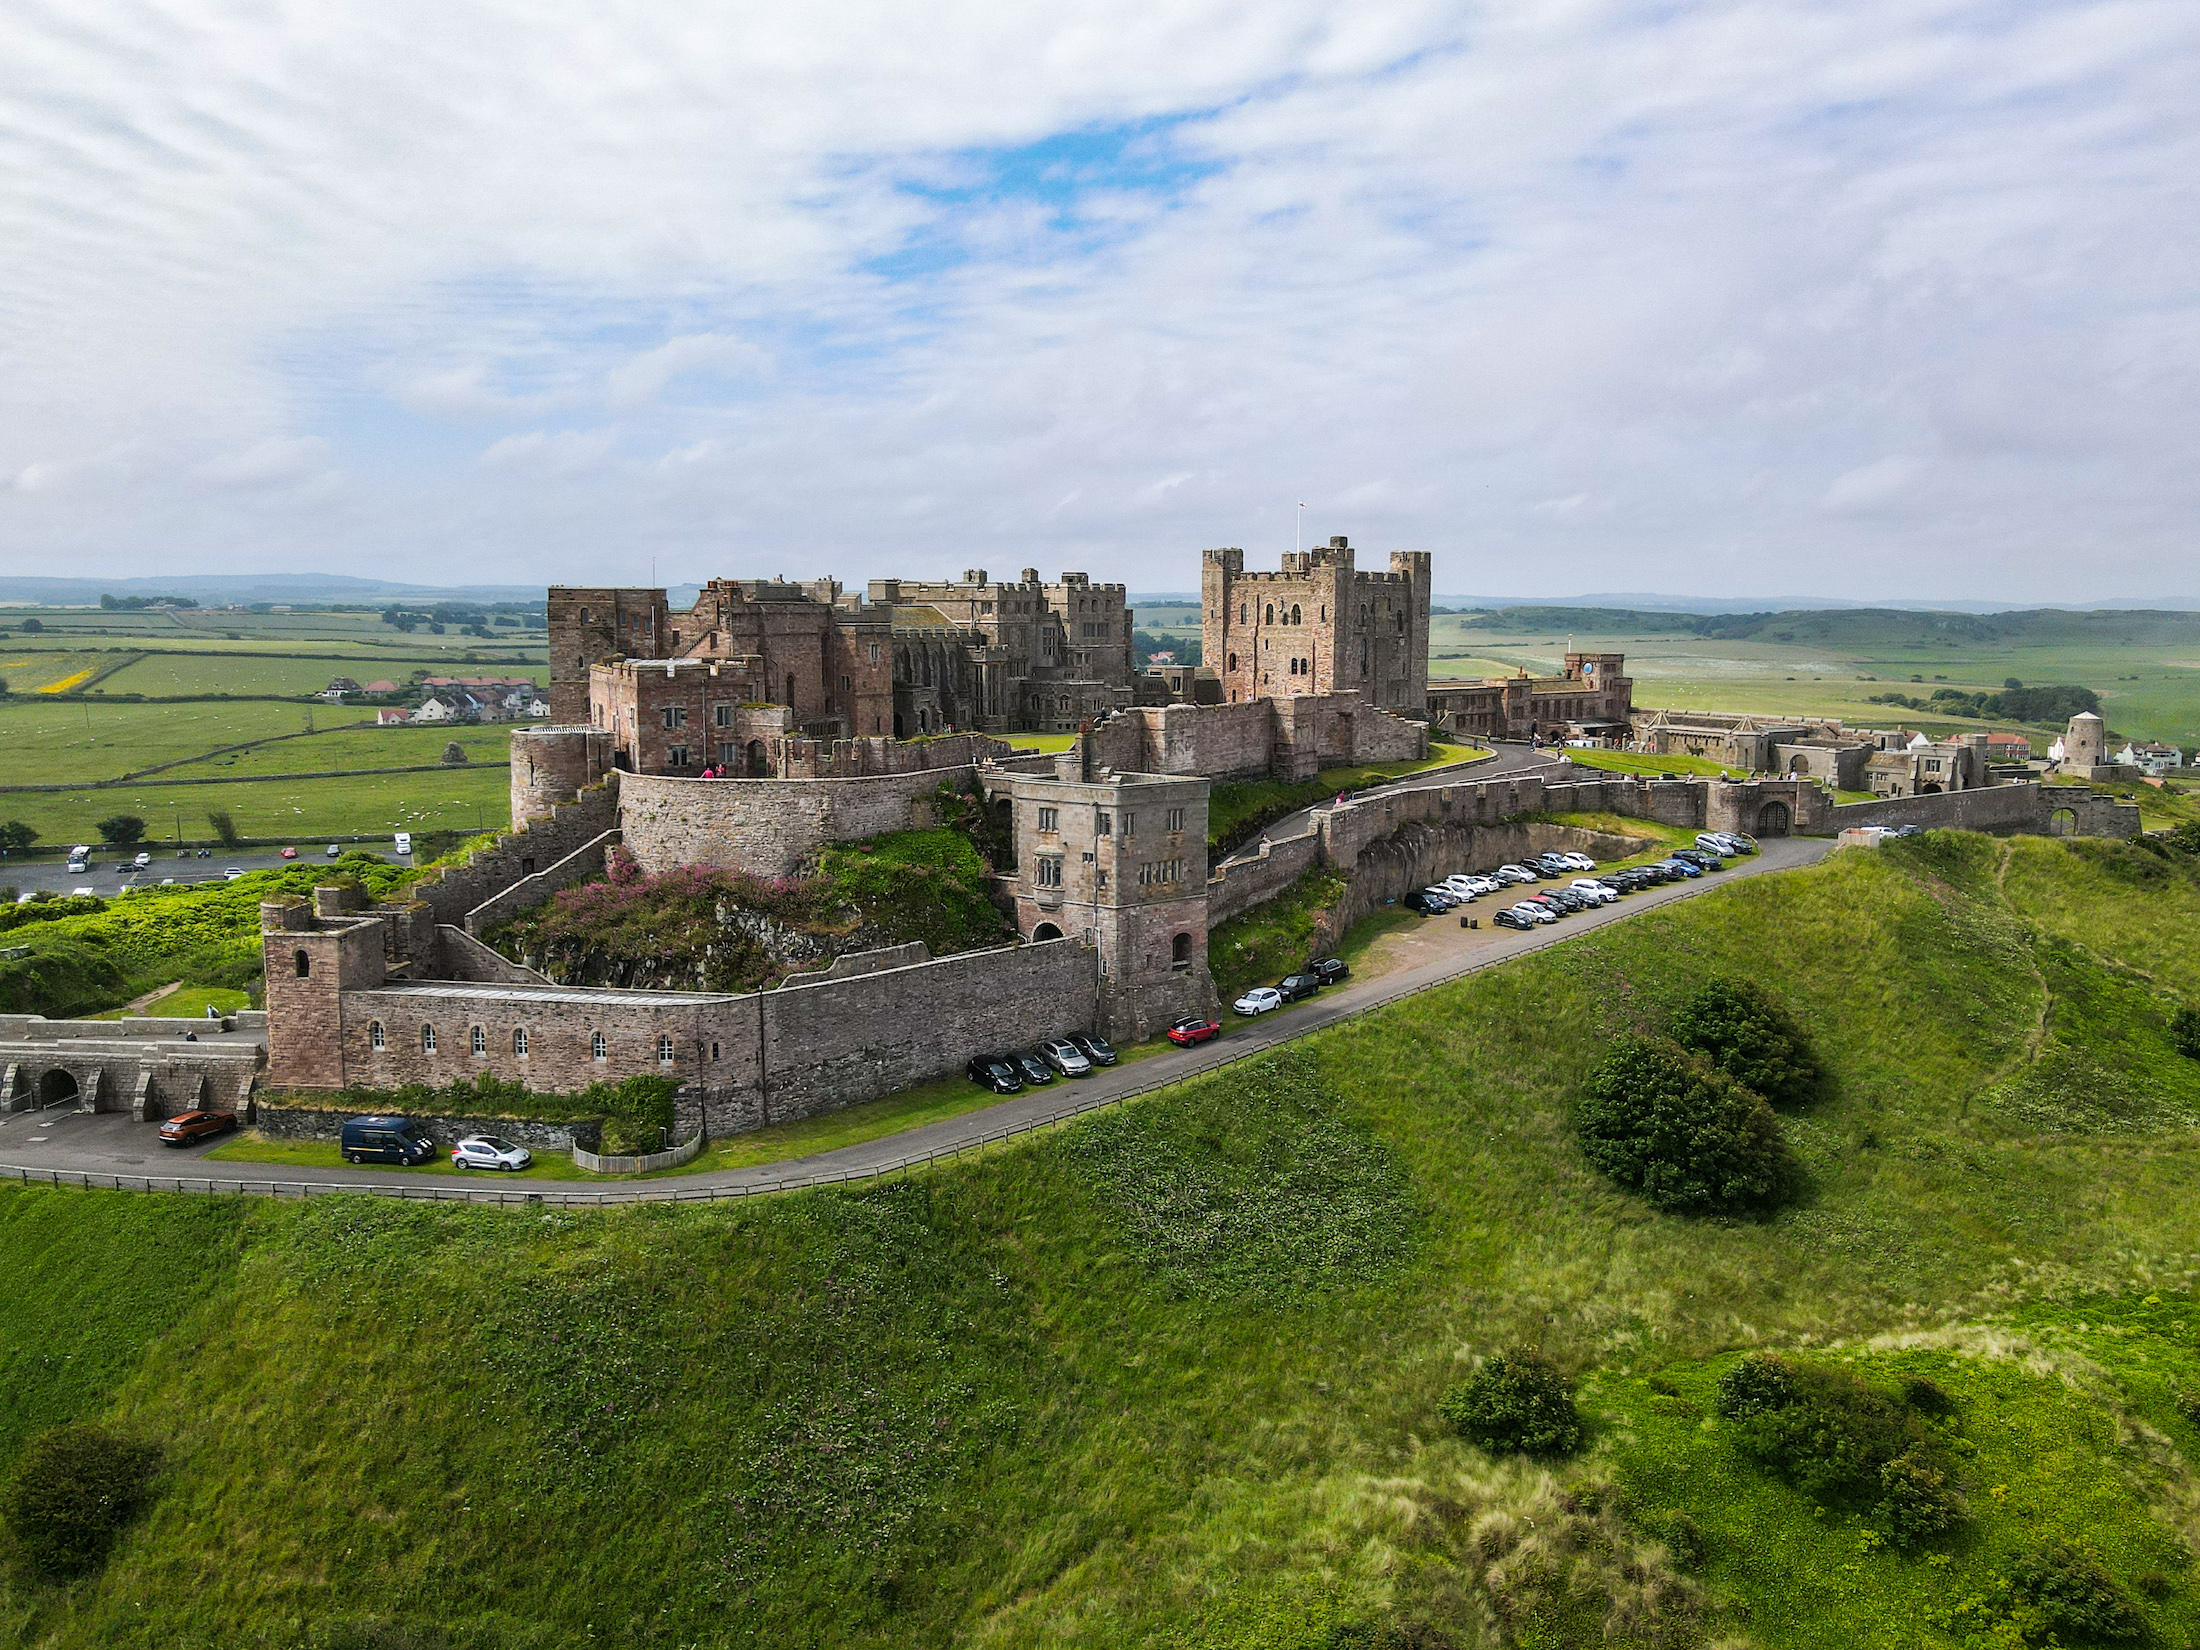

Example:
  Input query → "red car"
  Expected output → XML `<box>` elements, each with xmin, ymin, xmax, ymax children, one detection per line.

<box><xmin>1166</xmin><ymin>1017</ymin><xmax>1222</xmax><ymax>1047</ymax></box>
<box><xmin>158</xmin><ymin>1110</ymin><xmax>237</xmax><ymax>1146</ymax></box>
<box><xmin>279</xmin><ymin>846</ymin><xmax>298</xmax><ymax>859</ymax></box>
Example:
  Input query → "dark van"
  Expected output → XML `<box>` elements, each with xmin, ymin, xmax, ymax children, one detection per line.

<box><xmin>340</xmin><ymin>1115</ymin><xmax>436</xmax><ymax>1166</ymax></box>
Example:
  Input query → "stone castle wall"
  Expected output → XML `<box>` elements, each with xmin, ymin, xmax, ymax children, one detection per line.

<box><xmin>410</xmin><ymin>779</ymin><xmax>621</xmax><ymax>929</ymax></box>
<box><xmin>618</xmin><ymin>766</ymin><xmax>976</xmax><ymax>879</ymax></box>
<box><xmin>1078</xmin><ymin>692</ymin><xmax>1427</xmax><ymax>784</ymax></box>
<box><xmin>1829</xmin><ymin>782</ymin><xmax>2140</xmax><ymax>838</ymax></box>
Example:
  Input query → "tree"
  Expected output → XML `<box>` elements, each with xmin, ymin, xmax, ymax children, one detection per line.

<box><xmin>2</xmin><ymin>1422</ymin><xmax>161</xmax><ymax>1577</ymax></box>
<box><xmin>1575</xmin><ymin>1035</ymin><xmax>1796</xmax><ymax>1214</ymax></box>
<box><xmin>21</xmin><ymin>616</ymin><xmax>42</xmax><ymax>633</ymax></box>
<box><xmin>206</xmin><ymin>809</ymin><xmax>239</xmax><ymax>848</ymax></box>
<box><xmin>1439</xmin><ymin>1349</ymin><xmax>1584</xmax><ymax>1455</ymax></box>
<box><xmin>2171</xmin><ymin>1005</ymin><xmax>2200</xmax><ymax>1061</ymax></box>
<box><xmin>95</xmin><ymin>815</ymin><xmax>146</xmax><ymax>847</ymax></box>
<box><xmin>1668</xmin><ymin>977</ymin><xmax>1824</xmax><ymax>1106</ymax></box>
<box><xmin>2004</xmin><ymin>677</ymin><xmax>2024</xmax><ymax>690</ymax></box>
<box><xmin>0</xmin><ymin>820</ymin><xmax>38</xmax><ymax>856</ymax></box>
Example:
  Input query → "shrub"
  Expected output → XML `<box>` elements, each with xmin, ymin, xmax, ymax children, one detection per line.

<box><xmin>1877</xmin><ymin>1448</ymin><xmax>1964</xmax><ymax>1543</ymax></box>
<box><xmin>1668</xmin><ymin>976</ymin><xmax>1823</xmax><ymax>1106</ymax></box>
<box><xmin>3</xmin><ymin>1422</ymin><xmax>161</xmax><ymax>1576</ymax></box>
<box><xmin>2171</xmin><ymin>1005</ymin><xmax>2200</xmax><ymax>1061</ymax></box>
<box><xmin>2009</xmin><ymin>1540</ymin><xmax>2146</xmax><ymax>1640</ymax></box>
<box><xmin>1439</xmin><ymin>1349</ymin><xmax>1584</xmax><ymax>1456</ymax></box>
<box><xmin>206</xmin><ymin>810</ymin><xmax>239</xmax><ymax>848</ymax></box>
<box><xmin>1716</xmin><ymin>1351</ymin><xmax>1797</xmax><ymax>1419</ymax></box>
<box><xmin>441</xmin><ymin>741</ymin><xmax>466</xmax><ymax>765</ymax></box>
<box><xmin>1575</xmin><ymin>1035</ymin><xmax>1796</xmax><ymax>1214</ymax></box>
<box><xmin>1901</xmin><ymin>1375</ymin><xmax>1957</xmax><ymax>1416</ymax></box>
<box><xmin>94</xmin><ymin>815</ymin><xmax>147</xmax><ymax>847</ymax></box>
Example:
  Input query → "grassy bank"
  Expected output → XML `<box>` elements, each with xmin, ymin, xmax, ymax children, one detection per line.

<box><xmin>6</xmin><ymin>832</ymin><xmax>2200</xmax><ymax>1647</ymax></box>
<box><xmin>1207</xmin><ymin>740</ymin><xmax>1480</xmax><ymax>853</ymax></box>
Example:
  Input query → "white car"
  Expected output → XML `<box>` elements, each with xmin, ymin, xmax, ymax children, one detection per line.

<box><xmin>1466</xmin><ymin>875</ymin><xmax>1504</xmax><ymax>895</ymax></box>
<box><xmin>1509</xmin><ymin>902</ymin><xmax>1557</xmax><ymax>925</ymax></box>
<box><xmin>1494</xmin><ymin>864</ymin><xmax>1536</xmax><ymax>885</ymax></box>
<box><xmin>1439</xmin><ymin>877</ymin><xmax>1480</xmax><ymax>899</ymax></box>
<box><xmin>1694</xmin><ymin>833</ymin><xmax>1737</xmax><ymax>856</ymax></box>
<box><xmin>1559</xmin><ymin>852</ymin><xmax>1597</xmax><ymax>871</ymax></box>
<box><xmin>223</xmin><ymin>867</ymin><xmax>244</xmax><ymax>880</ymax></box>
<box><xmin>393</xmin><ymin>831</ymin><xmax>413</xmax><ymax>856</ymax></box>
<box><xmin>1569</xmin><ymin>879</ymin><xmax>1617</xmax><ymax>905</ymax></box>
<box><xmin>451</xmin><ymin>1135</ymin><xmax>532</xmax><ymax>1171</ymax></box>
<box><xmin>1233</xmin><ymin>986</ymin><xmax>1284</xmax><ymax>1016</ymax></box>
<box><xmin>133</xmin><ymin>851</ymin><xmax>152</xmax><ymax>868</ymax></box>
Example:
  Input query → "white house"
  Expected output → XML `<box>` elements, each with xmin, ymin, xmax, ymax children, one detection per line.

<box><xmin>412</xmin><ymin>697</ymin><xmax>455</xmax><ymax>723</ymax></box>
<box><xmin>2117</xmin><ymin>741</ymin><xmax>2185</xmax><ymax>776</ymax></box>
<box><xmin>375</xmin><ymin>708</ymin><xmax>410</xmax><ymax>726</ymax></box>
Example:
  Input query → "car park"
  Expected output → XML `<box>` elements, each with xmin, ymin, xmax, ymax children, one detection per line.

<box><xmin>1069</xmin><ymin>1032</ymin><xmax>1118</xmax><ymax>1066</ymax></box>
<box><xmin>1167</xmin><ymin>1016</ymin><xmax>1222</xmax><ymax>1046</ymax></box>
<box><xmin>1276</xmin><ymin>972</ymin><xmax>1322</xmax><ymax>1002</ymax></box>
<box><xmin>1308</xmin><ymin>957</ymin><xmax>1349</xmax><ymax>986</ymax></box>
<box><xmin>451</xmin><ymin>1136</ymin><xmax>532</xmax><ymax>1171</ymax></box>
<box><xmin>1234</xmin><ymin>986</ymin><xmax>1284</xmax><ymax>1016</ymax></box>
<box><xmin>1013</xmin><ymin>1051</ymin><xmax>1056</xmax><ymax>1085</ymax></box>
<box><xmin>1041</xmin><ymin>1037</ymin><xmax>1093</xmax><ymax>1077</ymax></box>
<box><xmin>1657</xmin><ymin>857</ymin><xmax>1703</xmax><ymax>878</ymax></box>
<box><xmin>157</xmin><ymin>1109</ymin><xmax>237</xmax><ymax>1146</ymax></box>
<box><xmin>967</xmin><ymin>1055</ymin><xmax>1024</xmax><ymax>1093</ymax></box>
<box><xmin>340</xmin><ymin>1115</ymin><xmax>436</xmax><ymax>1165</ymax></box>
<box><xmin>1493</xmin><ymin>908</ymin><xmax>1536</xmax><ymax>930</ymax></box>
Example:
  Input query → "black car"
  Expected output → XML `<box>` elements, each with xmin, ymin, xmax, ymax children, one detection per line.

<box><xmin>1013</xmin><ymin>1051</ymin><xmax>1056</xmax><ymax>1086</ymax></box>
<box><xmin>1525</xmin><ymin>894</ymin><xmax>1569</xmax><ymax>918</ymax></box>
<box><xmin>1673</xmin><ymin>848</ymin><xmax>1724</xmax><ymax>871</ymax></box>
<box><xmin>967</xmin><ymin>1055</ymin><xmax>1024</xmax><ymax>1094</ymax></box>
<box><xmin>1277</xmin><ymin>972</ymin><xmax>1323</xmax><ymax>1002</ymax></box>
<box><xmin>1494</xmin><ymin>908</ymin><xmax>1535</xmax><ymax>930</ymax></box>
<box><xmin>1069</xmin><ymin>1032</ymin><xmax>1119</xmax><ymax>1067</ymax></box>
<box><xmin>1308</xmin><ymin>957</ymin><xmax>1349</xmax><ymax>986</ymax></box>
<box><xmin>1544</xmin><ymin>889</ymin><xmax>1589</xmax><ymax>913</ymax></box>
<box><xmin>1403</xmin><ymin>892</ymin><xmax>1445</xmax><ymax>915</ymax></box>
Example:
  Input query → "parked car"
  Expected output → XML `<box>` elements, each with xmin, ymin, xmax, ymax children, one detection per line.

<box><xmin>1559</xmin><ymin>851</ymin><xmax>1598</xmax><ymax>871</ymax></box>
<box><xmin>65</xmin><ymin>858</ymin><xmax>87</xmax><ymax>875</ymax></box>
<box><xmin>1526</xmin><ymin>893</ymin><xmax>1573</xmax><ymax>917</ymax></box>
<box><xmin>1439</xmin><ymin>876</ymin><xmax>1479</xmax><ymax>899</ymax></box>
<box><xmin>1041</xmin><ymin>1037</ymin><xmax>1093</xmax><ymax>1077</ymax></box>
<box><xmin>1495</xmin><ymin>863</ymin><xmax>1540</xmax><ymax>883</ymax></box>
<box><xmin>340</xmin><ymin>1115</ymin><xmax>436</xmax><ymax>1165</ymax></box>
<box><xmin>1234</xmin><ymin>986</ymin><xmax>1284</xmax><ymax>1016</ymax></box>
<box><xmin>1715</xmin><ymin>832</ymin><xmax>1758</xmax><ymax>854</ymax></box>
<box><xmin>1494</xmin><ymin>907</ymin><xmax>1536</xmax><ymax>930</ymax></box>
<box><xmin>1420</xmin><ymin>886</ymin><xmax>1459</xmax><ymax>909</ymax></box>
<box><xmin>1693</xmin><ymin>834</ymin><xmax>1735</xmax><ymax>856</ymax></box>
<box><xmin>132</xmin><ymin>850</ymin><xmax>151</xmax><ymax>869</ymax></box>
<box><xmin>1167</xmin><ymin>1016</ymin><xmax>1222</xmax><ymax>1046</ymax></box>
<box><xmin>451</xmin><ymin>1136</ymin><xmax>532</xmax><ymax>1171</ymax></box>
<box><xmin>196</xmin><ymin>847</ymin><xmax>211</xmax><ymax>857</ymax></box>
<box><xmin>279</xmin><ymin>846</ymin><xmax>298</xmax><ymax>860</ymax></box>
<box><xmin>1657</xmin><ymin>857</ymin><xmax>1703</xmax><ymax>878</ymax></box>
<box><xmin>1569</xmin><ymin>878</ymin><xmax>1617</xmax><ymax>905</ymax></box>
<box><xmin>1673</xmin><ymin>848</ymin><xmax>1724</xmax><ymax>871</ymax></box>
<box><xmin>1308</xmin><ymin>957</ymin><xmax>1349</xmax><ymax>986</ymax></box>
<box><xmin>1462</xmin><ymin>875</ymin><xmax>1503</xmax><ymax>896</ymax></box>
<box><xmin>157</xmin><ymin>1109</ymin><xmax>237</xmax><ymax>1146</ymax></box>
<box><xmin>1402</xmin><ymin>892</ymin><xmax>1445</xmax><ymax>915</ymax></box>
<box><xmin>967</xmin><ymin>1054</ymin><xmax>1024</xmax><ymax>1093</ymax></box>
<box><xmin>1068</xmin><ymin>1032</ymin><xmax>1119</xmax><ymax>1066</ymax></box>
<box><xmin>1276</xmin><ymin>972</ymin><xmax>1322</xmax><ymax>1002</ymax></box>
<box><xmin>325</xmin><ymin>844</ymin><xmax>342</xmax><ymax>858</ymax></box>
<box><xmin>1013</xmin><ymin>1051</ymin><xmax>1056</xmax><ymax>1085</ymax></box>
<box><xmin>223</xmin><ymin>867</ymin><xmax>244</xmax><ymax>881</ymax></box>
<box><xmin>393</xmin><ymin>831</ymin><xmax>413</xmax><ymax>856</ymax></box>
<box><xmin>1510</xmin><ymin>901</ymin><xmax>1557</xmax><ymax>925</ymax></box>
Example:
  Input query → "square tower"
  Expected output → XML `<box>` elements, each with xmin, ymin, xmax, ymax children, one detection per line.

<box><xmin>1202</xmin><ymin>536</ymin><xmax>1430</xmax><ymax>715</ymax></box>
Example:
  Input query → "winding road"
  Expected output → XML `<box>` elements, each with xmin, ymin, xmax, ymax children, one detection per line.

<box><xmin>1</xmin><ymin>778</ymin><xmax>1831</xmax><ymax>1204</ymax></box>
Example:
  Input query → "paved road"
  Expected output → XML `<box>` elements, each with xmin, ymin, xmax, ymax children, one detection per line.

<box><xmin>1</xmin><ymin>833</ymin><xmax>1832</xmax><ymax>1202</ymax></box>
<box><xmin>1216</xmin><ymin>740</ymin><xmax>1551</xmax><ymax>867</ymax></box>
<box><xmin>5</xmin><ymin>845</ymin><xmax>418</xmax><ymax>898</ymax></box>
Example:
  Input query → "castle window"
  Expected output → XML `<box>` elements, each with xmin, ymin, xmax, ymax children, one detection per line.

<box><xmin>711</xmin><ymin>1042</ymin><xmax>719</xmax><ymax>1060</ymax></box>
<box><xmin>1264</xmin><ymin>603</ymin><xmax>1274</xmax><ymax>624</ymax></box>
<box><xmin>368</xmin><ymin>1020</ymin><xmax>385</xmax><ymax>1051</ymax></box>
<box><xmin>591</xmin><ymin>1031</ymin><xmax>607</xmax><ymax>1061</ymax></box>
<box><xmin>1228</xmin><ymin>653</ymin><xmax>1237</xmax><ymax>670</ymax></box>
<box><xmin>471</xmin><ymin>1025</ymin><xmax>487</xmax><ymax>1057</ymax></box>
<box><xmin>840</xmin><ymin>675</ymin><xmax>852</xmax><ymax>691</ymax></box>
<box><xmin>1290</xmin><ymin>604</ymin><xmax>1301</xmax><ymax>625</ymax></box>
<box><xmin>293</xmin><ymin>949</ymin><xmax>310</xmax><ymax>978</ymax></box>
<box><xmin>1320</xmin><ymin>605</ymin><xmax>1326</xmax><ymax>621</ymax></box>
<box><xmin>1037</xmin><ymin>806</ymin><xmax>1058</xmax><ymax>832</ymax></box>
<box><xmin>1096</xmin><ymin>811</ymin><xmax>1111</xmax><ymax>836</ymax></box>
<box><xmin>714</xmin><ymin>703</ymin><xmax>732</xmax><ymax>727</ymax></box>
<box><xmin>421</xmin><ymin>1025</ymin><xmax>436</xmax><ymax>1053</ymax></box>
<box><xmin>1172</xmin><ymin>932</ymin><xmax>1193</xmax><ymax>969</ymax></box>
<box><xmin>1239</xmin><ymin>603</ymin><xmax>1247</xmax><ymax>622</ymax></box>
<box><xmin>658</xmin><ymin>1035</ymin><xmax>675</xmax><ymax>1065</ymax></box>
<box><xmin>667</xmin><ymin>745</ymin><xmax>689</xmax><ymax>766</ymax></box>
<box><xmin>1166</xmin><ymin>807</ymin><xmax>1186</xmax><ymax>832</ymax></box>
<box><xmin>514</xmin><ymin>1027</ymin><xmax>529</xmax><ymax>1056</ymax></box>
<box><xmin>662</xmin><ymin>705</ymin><xmax>686</xmax><ymax>729</ymax></box>
<box><xmin>868</xmin><ymin>642</ymin><xmax>882</xmax><ymax>662</ymax></box>
<box><xmin>1036</xmin><ymin>857</ymin><xmax>1063</xmax><ymax>887</ymax></box>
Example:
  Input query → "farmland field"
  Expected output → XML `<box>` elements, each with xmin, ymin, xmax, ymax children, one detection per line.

<box><xmin>0</xmin><ymin>764</ymin><xmax>512</xmax><ymax>847</ymax></box>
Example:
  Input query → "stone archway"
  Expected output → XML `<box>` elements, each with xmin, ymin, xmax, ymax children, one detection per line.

<box><xmin>2049</xmin><ymin>806</ymin><xmax>2079</xmax><ymax>837</ymax></box>
<box><xmin>746</xmin><ymin>739</ymin><xmax>769</xmax><ymax>777</ymax></box>
<box><xmin>1757</xmin><ymin>800</ymin><xmax>1792</xmax><ymax>837</ymax></box>
<box><xmin>1031</xmin><ymin>922</ymin><xmax>1064</xmax><ymax>942</ymax></box>
<box><xmin>1789</xmin><ymin>754</ymin><xmax>1811</xmax><ymax>775</ymax></box>
<box><xmin>37</xmin><ymin>1068</ymin><xmax>80</xmax><ymax>1110</ymax></box>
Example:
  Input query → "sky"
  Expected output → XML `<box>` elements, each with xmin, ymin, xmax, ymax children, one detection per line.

<box><xmin>2</xmin><ymin>0</ymin><xmax>2197</xmax><ymax>603</ymax></box>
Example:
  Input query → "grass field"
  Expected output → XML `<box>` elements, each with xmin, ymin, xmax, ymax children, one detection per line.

<box><xmin>1552</xmin><ymin>745</ymin><xmax>1736</xmax><ymax>778</ymax></box>
<box><xmin>8</xmin><ymin>832</ymin><xmax>2200</xmax><ymax>1647</ymax></box>
<box><xmin>0</xmin><ymin>764</ymin><xmax>513</xmax><ymax>848</ymax></box>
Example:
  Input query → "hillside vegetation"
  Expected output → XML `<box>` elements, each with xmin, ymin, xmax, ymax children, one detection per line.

<box><xmin>7</xmin><ymin>831</ymin><xmax>2200</xmax><ymax>1648</ymax></box>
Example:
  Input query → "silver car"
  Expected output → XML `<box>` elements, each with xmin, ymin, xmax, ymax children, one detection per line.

<box><xmin>1041</xmin><ymin>1037</ymin><xmax>1093</xmax><ymax>1077</ymax></box>
<box><xmin>450</xmin><ymin>1135</ymin><xmax>532</xmax><ymax>1171</ymax></box>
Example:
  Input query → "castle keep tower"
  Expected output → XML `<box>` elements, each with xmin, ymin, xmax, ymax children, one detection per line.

<box><xmin>547</xmin><ymin>587</ymin><xmax>671</xmax><ymax>723</ymax></box>
<box><xmin>1201</xmin><ymin>536</ymin><xmax>1431</xmax><ymax>715</ymax></box>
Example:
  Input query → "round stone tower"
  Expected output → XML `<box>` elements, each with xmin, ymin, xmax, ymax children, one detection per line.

<box><xmin>509</xmin><ymin>726</ymin><xmax>617</xmax><ymax>828</ymax></box>
<box><xmin>2063</xmin><ymin>711</ymin><xmax>2105</xmax><ymax>775</ymax></box>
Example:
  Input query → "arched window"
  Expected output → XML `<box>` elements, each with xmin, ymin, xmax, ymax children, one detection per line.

<box><xmin>368</xmin><ymin>1021</ymin><xmax>385</xmax><ymax>1051</ymax></box>
<box><xmin>1320</xmin><ymin>605</ymin><xmax>1326</xmax><ymax>622</ymax></box>
<box><xmin>1239</xmin><ymin>602</ymin><xmax>1247</xmax><ymax>622</ymax></box>
<box><xmin>1290</xmin><ymin>604</ymin><xmax>1301</xmax><ymax>625</ymax></box>
<box><xmin>1172</xmin><ymin>932</ymin><xmax>1193</xmax><ymax>967</ymax></box>
<box><xmin>513</xmin><ymin>1027</ymin><xmax>529</xmax><ymax>1055</ymax></box>
<box><xmin>591</xmin><ymin>1030</ymin><xmax>607</xmax><ymax>1061</ymax></box>
<box><xmin>1227</xmin><ymin>652</ymin><xmax>1238</xmax><ymax>671</ymax></box>
<box><xmin>1264</xmin><ymin>603</ymin><xmax>1274</xmax><ymax>624</ymax></box>
<box><xmin>471</xmin><ymin>1025</ymin><xmax>487</xmax><ymax>1056</ymax></box>
<box><xmin>420</xmin><ymin>1024</ymin><xmax>436</xmax><ymax>1053</ymax></box>
<box><xmin>657</xmin><ymin>1035</ymin><xmax>675</xmax><ymax>1064</ymax></box>
<box><xmin>293</xmin><ymin>949</ymin><xmax>310</xmax><ymax>977</ymax></box>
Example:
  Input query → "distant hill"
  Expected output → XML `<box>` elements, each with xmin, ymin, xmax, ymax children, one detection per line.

<box><xmin>0</xmin><ymin>574</ymin><xmax>542</xmax><ymax>607</ymax></box>
<box><xmin>1455</xmin><ymin>604</ymin><xmax>2200</xmax><ymax>644</ymax></box>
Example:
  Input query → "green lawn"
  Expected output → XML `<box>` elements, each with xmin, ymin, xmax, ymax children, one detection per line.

<box><xmin>89</xmin><ymin>985</ymin><xmax>251</xmax><ymax>1021</ymax></box>
<box><xmin>98</xmin><ymin>650</ymin><xmax>537</xmax><ymax>698</ymax></box>
<box><xmin>1209</xmin><ymin>740</ymin><xmax>1483</xmax><ymax>852</ymax></box>
<box><xmin>157</xmin><ymin>721</ymin><xmax>512</xmax><ymax>779</ymax></box>
<box><xmin>203</xmin><ymin>1133</ymin><xmax>585</xmax><ymax>1181</ymax></box>
<box><xmin>1007</xmin><ymin>731</ymin><xmax>1079</xmax><ymax>753</ymax></box>
<box><xmin>9</xmin><ymin>827</ymin><xmax>2200</xmax><ymax>1648</ymax></box>
<box><xmin>1554</xmin><ymin>745</ymin><xmax>1737</xmax><ymax>779</ymax></box>
<box><xmin>0</xmin><ymin>763</ymin><xmax>512</xmax><ymax>849</ymax></box>
<box><xmin>0</xmin><ymin>696</ymin><xmax>380</xmax><ymax>788</ymax></box>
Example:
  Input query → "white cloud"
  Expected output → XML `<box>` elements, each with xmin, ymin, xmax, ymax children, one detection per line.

<box><xmin>0</xmin><ymin>0</ymin><xmax>2195</xmax><ymax>599</ymax></box>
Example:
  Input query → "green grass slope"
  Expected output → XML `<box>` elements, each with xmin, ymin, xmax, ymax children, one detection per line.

<box><xmin>7</xmin><ymin>833</ymin><xmax>2200</xmax><ymax>1648</ymax></box>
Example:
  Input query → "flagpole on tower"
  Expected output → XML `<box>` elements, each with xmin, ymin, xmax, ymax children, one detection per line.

<box><xmin>1295</xmin><ymin>503</ymin><xmax>1306</xmax><ymax>555</ymax></box>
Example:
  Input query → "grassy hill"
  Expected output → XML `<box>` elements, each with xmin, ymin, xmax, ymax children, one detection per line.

<box><xmin>7</xmin><ymin>831</ymin><xmax>2200</xmax><ymax>1647</ymax></box>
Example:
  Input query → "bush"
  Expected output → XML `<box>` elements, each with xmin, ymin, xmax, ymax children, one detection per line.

<box><xmin>1575</xmin><ymin>1035</ymin><xmax>1796</xmax><ymax>1214</ymax></box>
<box><xmin>1717</xmin><ymin>1354</ymin><xmax>1966</xmax><ymax>1546</ymax></box>
<box><xmin>1668</xmin><ymin>977</ymin><xmax>1823</xmax><ymax>1106</ymax></box>
<box><xmin>2009</xmin><ymin>1540</ymin><xmax>2146</xmax><ymax>1640</ymax></box>
<box><xmin>3</xmin><ymin>1422</ymin><xmax>161</xmax><ymax>1576</ymax></box>
<box><xmin>441</xmin><ymin>741</ymin><xmax>466</xmax><ymax>765</ymax></box>
<box><xmin>2171</xmin><ymin>1005</ymin><xmax>2200</xmax><ymax>1061</ymax></box>
<box><xmin>1439</xmin><ymin>1349</ymin><xmax>1584</xmax><ymax>1456</ymax></box>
